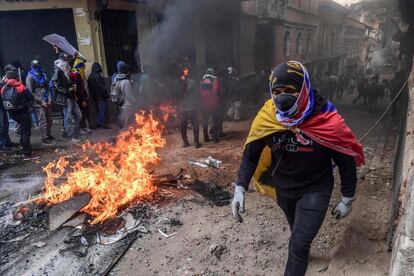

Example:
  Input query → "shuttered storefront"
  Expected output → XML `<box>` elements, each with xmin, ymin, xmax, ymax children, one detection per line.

<box><xmin>0</xmin><ymin>8</ymin><xmax>78</xmax><ymax>78</ymax></box>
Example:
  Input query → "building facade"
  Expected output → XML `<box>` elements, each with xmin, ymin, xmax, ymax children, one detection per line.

<box><xmin>0</xmin><ymin>0</ymin><xmax>153</xmax><ymax>76</ymax></box>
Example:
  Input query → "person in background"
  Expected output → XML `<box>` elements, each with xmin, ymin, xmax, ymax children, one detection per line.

<box><xmin>353</xmin><ymin>77</ymin><xmax>368</xmax><ymax>105</ymax></box>
<box><xmin>10</xmin><ymin>61</ymin><xmax>27</xmax><ymax>85</ymax></box>
<box><xmin>1</xmin><ymin>71</ymin><xmax>37</xmax><ymax>160</ymax></box>
<box><xmin>71</xmin><ymin>57</ymin><xmax>91</xmax><ymax>134</ymax></box>
<box><xmin>174</xmin><ymin>64</ymin><xmax>201</xmax><ymax>148</ymax></box>
<box><xmin>226</xmin><ymin>67</ymin><xmax>241</xmax><ymax>121</ymax></box>
<box><xmin>138</xmin><ymin>64</ymin><xmax>156</xmax><ymax>110</ymax></box>
<box><xmin>217</xmin><ymin>67</ymin><xmax>228</xmax><ymax>137</ymax></box>
<box><xmin>200</xmin><ymin>68</ymin><xmax>220</xmax><ymax>143</ymax></box>
<box><xmin>26</xmin><ymin>60</ymin><xmax>55</xmax><ymax>145</ymax></box>
<box><xmin>367</xmin><ymin>75</ymin><xmax>380</xmax><ymax>113</ymax></box>
<box><xmin>0</xmin><ymin>65</ymin><xmax>15</xmax><ymax>150</ymax></box>
<box><xmin>88</xmin><ymin>62</ymin><xmax>109</xmax><ymax>128</ymax></box>
<box><xmin>336</xmin><ymin>74</ymin><xmax>347</xmax><ymax>99</ymax></box>
<box><xmin>347</xmin><ymin>76</ymin><xmax>356</xmax><ymax>95</ymax></box>
<box><xmin>52</xmin><ymin>52</ymin><xmax>82</xmax><ymax>142</ymax></box>
<box><xmin>111</xmin><ymin>62</ymin><xmax>134</xmax><ymax>129</ymax></box>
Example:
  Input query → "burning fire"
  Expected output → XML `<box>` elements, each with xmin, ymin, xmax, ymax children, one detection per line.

<box><xmin>39</xmin><ymin>109</ymin><xmax>173</xmax><ymax>224</ymax></box>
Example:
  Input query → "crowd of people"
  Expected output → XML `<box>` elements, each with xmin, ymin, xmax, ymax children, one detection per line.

<box><xmin>0</xmin><ymin>47</ymin><xmax>243</xmax><ymax>158</ymax></box>
<box><xmin>0</xmin><ymin>48</ymin><xmax>113</xmax><ymax>159</ymax></box>
<box><xmin>315</xmin><ymin>71</ymin><xmax>393</xmax><ymax>113</ymax></box>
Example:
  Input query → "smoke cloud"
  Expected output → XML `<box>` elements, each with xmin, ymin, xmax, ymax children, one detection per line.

<box><xmin>138</xmin><ymin>0</ymin><xmax>239</xmax><ymax>78</ymax></box>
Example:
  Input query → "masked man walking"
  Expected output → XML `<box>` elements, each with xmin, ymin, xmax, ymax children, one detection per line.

<box><xmin>231</xmin><ymin>61</ymin><xmax>364</xmax><ymax>276</ymax></box>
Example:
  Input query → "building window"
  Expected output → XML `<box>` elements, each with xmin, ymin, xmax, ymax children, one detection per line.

<box><xmin>284</xmin><ymin>31</ymin><xmax>291</xmax><ymax>56</ymax></box>
<box><xmin>306</xmin><ymin>33</ymin><xmax>312</xmax><ymax>53</ymax></box>
<box><xmin>296</xmin><ymin>32</ymin><xmax>302</xmax><ymax>54</ymax></box>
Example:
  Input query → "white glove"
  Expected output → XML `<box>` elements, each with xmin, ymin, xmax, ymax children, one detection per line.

<box><xmin>231</xmin><ymin>185</ymin><xmax>245</xmax><ymax>222</ymax></box>
<box><xmin>332</xmin><ymin>195</ymin><xmax>355</xmax><ymax>219</ymax></box>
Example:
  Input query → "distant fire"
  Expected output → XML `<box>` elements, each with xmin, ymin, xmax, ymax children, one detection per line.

<box><xmin>39</xmin><ymin>107</ymin><xmax>174</xmax><ymax>224</ymax></box>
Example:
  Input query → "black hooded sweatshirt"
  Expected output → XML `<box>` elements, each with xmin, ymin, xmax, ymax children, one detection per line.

<box><xmin>236</xmin><ymin>92</ymin><xmax>357</xmax><ymax>199</ymax></box>
<box><xmin>87</xmin><ymin>63</ymin><xmax>108</xmax><ymax>101</ymax></box>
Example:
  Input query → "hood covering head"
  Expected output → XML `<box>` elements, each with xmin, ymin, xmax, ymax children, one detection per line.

<box><xmin>116</xmin><ymin>61</ymin><xmax>126</xmax><ymax>73</ymax></box>
<box><xmin>72</xmin><ymin>58</ymin><xmax>86</xmax><ymax>79</ymax></box>
<box><xmin>206</xmin><ymin>68</ymin><xmax>215</xmax><ymax>75</ymax></box>
<box><xmin>6</xmin><ymin>70</ymin><xmax>18</xmax><ymax>80</ymax></box>
<box><xmin>3</xmin><ymin>64</ymin><xmax>16</xmax><ymax>74</ymax></box>
<box><xmin>269</xmin><ymin>61</ymin><xmax>314</xmax><ymax>126</ymax></box>
<box><xmin>29</xmin><ymin>60</ymin><xmax>47</xmax><ymax>85</ymax></box>
<box><xmin>91</xmin><ymin>62</ymin><xmax>102</xmax><ymax>73</ymax></box>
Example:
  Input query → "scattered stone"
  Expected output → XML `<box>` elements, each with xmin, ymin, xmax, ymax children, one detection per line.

<box><xmin>32</xmin><ymin>241</ymin><xmax>46</xmax><ymax>248</ymax></box>
<box><xmin>210</xmin><ymin>244</ymin><xmax>226</xmax><ymax>259</ymax></box>
<box><xmin>358</xmin><ymin>259</ymin><xmax>366</xmax><ymax>264</ymax></box>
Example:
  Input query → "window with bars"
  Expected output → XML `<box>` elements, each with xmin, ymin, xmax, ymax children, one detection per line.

<box><xmin>296</xmin><ymin>32</ymin><xmax>302</xmax><ymax>54</ymax></box>
<box><xmin>100</xmin><ymin>10</ymin><xmax>140</xmax><ymax>75</ymax></box>
<box><xmin>284</xmin><ymin>31</ymin><xmax>291</xmax><ymax>56</ymax></box>
<box><xmin>306</xmin><ymin>32</ymin><xmax>312</xmax><ymax>53</ymax></box>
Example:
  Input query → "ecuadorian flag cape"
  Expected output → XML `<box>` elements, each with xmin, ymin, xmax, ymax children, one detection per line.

<box><xmin>246</xmin><ymin>99</ymin><xmax>365</xmax><ymax>198</ymax></box>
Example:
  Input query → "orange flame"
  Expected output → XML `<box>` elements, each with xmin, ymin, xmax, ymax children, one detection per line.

<box><xmin>181</xmin><ymin>68</ymin><xmax>189</xmax><ymax>81</ymax></box>
<box><xmin>39</xmin><ymin>109</ymin><xmax>171</xmax><ymax>224</ymax></box>
<box><xmin>159</xmin><ymin>103</ymin><xmax>177</xmax><ymax>122</ymax></box>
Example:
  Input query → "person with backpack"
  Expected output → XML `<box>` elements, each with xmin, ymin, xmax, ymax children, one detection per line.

<box><xmin>110</xmin><ymin>61</ymin><xmax>134</xmax><ymax>129</ymax></box>
<box><xmin>200</xmin><ymin>68</ymin><xmax>220</xmax><ymax>143</ymax></box>
<box><xmin>1</xmin><ymin>70</ymin><xmax>37</xmax><ymax>159</ymax></box>
<box><xmin>88</xmin><ymin>62</ymin><xmax>109</xmax><ymax>128</ymax></box>
<box><xmin>26</xmin><ymin>60</ymin><xmax>55</xmax><ymax>145</ymax></box>
<box><xmin>52</xmin><ymin>52</ymin><xmax>82</xmax><ymax>142</ymax></box>
<box><xmin>70</xmin><ymin>57</ymin><xmax>91</xmax><ymax>133</ymax></box>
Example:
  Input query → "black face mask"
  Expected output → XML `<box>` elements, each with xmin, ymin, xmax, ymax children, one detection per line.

<box><xmin>274</xmin><ymin>93</ymin><xmax>297</xmax><ymax>112</ymax></box>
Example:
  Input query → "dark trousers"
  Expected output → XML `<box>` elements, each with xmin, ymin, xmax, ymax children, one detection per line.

<box><xmin>0</xmin><ymin>108</ymin><xmax>11</xmax><ymax>147</ymax></box>
<box><xmin>202</xmin><ymin>109</ymin><xmax>219</xmax><ymax>141</ymax></box>
<box><xmin>77</xmin><ymin>101</ymin><xmax>90</xmax><ymax>129</ymax></box>
<box><xmin>180</xmin><ymin>110</ymin><xmax>199</xmax><ymax>144</ymax></box>
<box><xmin>218</xmin><ymin>102</ymin><xmax>226</xmax><ymax>135</ymax></box>
<box><xmin>8</xmin><ymin>112</ymin><xmax>31</xmax><ymax>155</ymax></box>
<box><xmin>277</xmin><ymin>190</ymin><xmax>332</xmax><ymax>276</ymax></box>
<box><xmin>97</xmin><ymin>100</ymin><xmax>107</xmax><ymax>126</ymax></box>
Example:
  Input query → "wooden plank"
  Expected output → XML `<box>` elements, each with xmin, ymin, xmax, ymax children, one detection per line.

<box><xmin>48</xmin><ymin>193</ymin><xmax>91</xmax><ymax>231</ymax></box>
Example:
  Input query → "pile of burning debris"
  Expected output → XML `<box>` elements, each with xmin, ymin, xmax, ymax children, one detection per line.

<box><xmin>0</xmin><ymin>107</ymin><xmax>231</xmax><ymax>274</ymax></box>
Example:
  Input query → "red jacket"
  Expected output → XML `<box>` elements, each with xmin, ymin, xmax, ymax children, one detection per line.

<box><xmin>200</xmin><ymin>74</ymin><xmax>220</xmax><ymax>110</ymax></box>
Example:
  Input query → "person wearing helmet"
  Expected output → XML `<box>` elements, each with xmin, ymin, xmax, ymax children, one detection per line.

<box><xmin>231</xmin><ymin>61</ymin><xmax>365</xmax><ymax>276</ymax></box>
<box><xmin>200</xmin><ymin>68</ymin><xmax>220</xmax><ymax>143</ymax></box>
<box><xmin>26</xmin><ymin>60</ymin><xmax>55</xmax><ymax>144</ymax></box>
